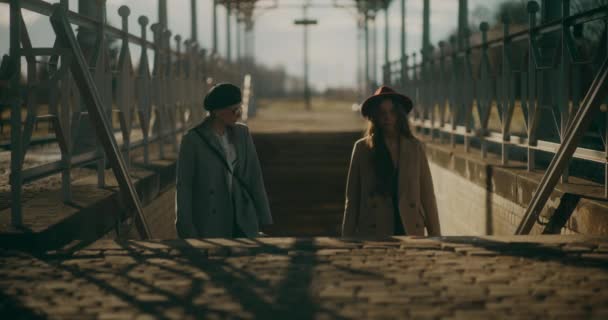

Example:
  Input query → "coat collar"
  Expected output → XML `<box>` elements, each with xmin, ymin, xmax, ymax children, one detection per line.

<box><xmin>197</xmin><ymin>118</ymin><xmax>227</xmax><ymax>159</ymax></box>
<box><xmin>196</xmin><ymin>117</ymin><xmax>245</xmax><ymax>172</ymax></box>
<box><xmin>364</xmin><ymin>134</ymin><xmax>417</xmax><ymax>196</ymax></box>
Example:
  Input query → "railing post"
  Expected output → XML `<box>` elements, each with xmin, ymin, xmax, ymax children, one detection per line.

<box><xmin>94</xmin><ymin>0</ymin><xmax>109</xmax><ymax>188</ymax></box>
<box><xmin>449</xmin><ymin>36</ymin><xmax>458</xmax><ymax>148</ymax></box>
<box><xmin>151</xmin><ymin>23</ymin><xmax>165</xmax><ymax>159</ymax></box>
<box><xmin>173</xmin><ymin>34</ymin><xmax>182</xmax><ymax>148</ymax></box>
<box><xmin>383</xmin><ymin>63</ymin><xmax>390</xmax><ymax>86</ymax></box>
<box><xmin>226</xmin><ymin>2</ymin><xmax>232</xmax><ymax>64</ymax></box>
<box><xmin>58</xmin><ymin>0</ymin><xmax>73</xmax><ymax>204</ymax></box>
<box><xmin>183</xmin><ymin>39</ymin><xmax>192</xmax><ymax>127</ymax></box>
<box><xmin>163</xmin><ymin>28</ymin><xmax>177</xmax><ymax>154</ymax></box>
<box><xmin>9</xmin><ymin>0</ymin><xmax>23</xmax><ymax>227</ymax></box>
<box><xmin>137</xmin><ymin>15</ymin><xmax>151</xmax><ymax>165</ymax></box>
<box><xmin>117</xmin><ymin>5</ymin><xmax>132</xmax><ymax>169</ymax></box>
<box><xmin>463</xmin><ymin>27</ymin><xmax>473</xmax><ymax>154</ymax></box>
<box><xmin>527</xmin><ymin>1</ymin><xmax>540</xmax><ymax>172</ymax></box>
<box><xmin>438</xmin><ymin>41</ymin><xmax>446</xmax><ymax>144</ymax></box>
<box><xmin>560</xmin><ymin>0</ymin><xmax>571</xmax><ymax>184</ymax></box>
<box><xmin>199</xmin><ymin>48</ymin><xmax>208</xmax><ymax>120</ymax></box>
<box><xmin>400</xmin><ymin>53</ymin><xmax>408</xmax><ymax>92</ymax></box>
<box><xmin>501</xmin><ymin>13</ymin><xmax>512</xmax><ymax>166</ymax></box>
<box><xmin>480</xmin><ymin>22</ymin><xmax>490</xmax><ymax>159</ymax></box>
<box><xmin>364</xmin><ymin>11</ymin><xmax>370</xmax><ymax>94</ymax></box>
<box><xmin>427</xmin><ymin>45</ymin><xmax>436</xmax><ymax>141</ymax></box>
<box><xmin>412</xmin><ymin>52</ymin><xmax>418</xmax><ymax>123</ymax></box>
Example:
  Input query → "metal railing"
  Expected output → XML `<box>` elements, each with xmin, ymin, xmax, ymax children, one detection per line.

<box><xmin>3</xmin><ymin>0</ymin><xmax>247</xmax><ymax>228</ymax></box>
<box><xmin>384</xmin><ymin>1</ymin><xmax>608</xmax><ymax>192</ymax></box>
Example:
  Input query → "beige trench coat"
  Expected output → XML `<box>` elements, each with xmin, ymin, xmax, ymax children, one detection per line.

<box><xmin>341</xmin><ymin>135</ymin><xmax>441</xmax><ymax>237</ymax></box>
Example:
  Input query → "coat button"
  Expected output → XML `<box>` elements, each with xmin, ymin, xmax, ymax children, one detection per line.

<box><xmin>209</xmin><ymin>189</ymin><xmax>215</xmax><ymax>195</ymax></box>
<box><xmin>212</xmin><ymin>209</ymin><xmax>217</xmax><ymax>214</ymax></box>
<box><xmin>370</xmin><ymin>224</ymin><xmax>376</xmax><ymax>228</ymax></box>
<box><xmin>409</xmin><ymin>202</ymin><xmax>416</xmax><ymax>208</ymax></box>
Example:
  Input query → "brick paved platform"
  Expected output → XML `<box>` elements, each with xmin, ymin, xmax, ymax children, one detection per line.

<box><xmin>2</xmin><ymin>235</ymin><xmax>608</xmax><ymax>319</ymax></box>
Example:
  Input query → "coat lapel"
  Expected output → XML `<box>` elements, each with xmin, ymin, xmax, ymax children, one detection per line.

<box><xmin>198</xmin><ymin>118</ymin><xmax>227</xmax><ymax>160</ymax></box>
<box><xmin>230</xmin><ymin>125</ymin><xmax>247</xmax><ymax>174</ymax></box>
<box><xmin>398</xmin><ymin>136</ymin><xmax>412</xmax><ymax>195</ymax></box>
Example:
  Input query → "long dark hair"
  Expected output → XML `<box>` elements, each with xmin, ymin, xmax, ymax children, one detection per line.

<box><xmin>364</xmin><ymin>98</ymin><xmax>414</xmax><ymax>195</ymax></box>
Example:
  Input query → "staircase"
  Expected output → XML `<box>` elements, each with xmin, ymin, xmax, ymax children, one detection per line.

<box><xmin>253</xmin><ymin>131</ymin><xmax>362</xmax><ymax>236</ymax></box>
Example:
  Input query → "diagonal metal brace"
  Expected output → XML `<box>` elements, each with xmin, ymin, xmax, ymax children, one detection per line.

<box><xmin>49</xmin><ymin>4</ymin><xmax>151</xmax><ymax>239</ymax></box>
<box><xmin>515</xmin><ymin>56</ymin><xmax>608</xmax><ymax>235</ymax></box>
<box><xmin>541</xmin><ymin>193</ymin><xmax>580</xmax><ymax>234</ymax></box>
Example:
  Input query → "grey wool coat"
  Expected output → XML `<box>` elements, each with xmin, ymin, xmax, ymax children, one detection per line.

<box><xmin>175</xmin><ymin>118</ymin><xmax>273</xmax><ymax>238</ymax></box>
<box><xmin>342</xmin><ymin>135</ymin><xmax>441</xmax><ymax>237</ymax></box>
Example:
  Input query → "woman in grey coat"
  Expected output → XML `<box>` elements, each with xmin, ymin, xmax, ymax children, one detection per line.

<box><xmin>175</xmin><ymin>83</ymin><xmax>273</xmax><ymax>238</ymax></box>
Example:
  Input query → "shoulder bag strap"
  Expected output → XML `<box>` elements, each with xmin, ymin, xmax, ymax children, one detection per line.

<box><xmin>192</xmin><ymin>127</ymin><xmax>258</xmax><ymax>205</ymax></box>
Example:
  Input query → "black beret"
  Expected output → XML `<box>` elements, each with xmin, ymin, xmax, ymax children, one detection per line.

<box><xmin>204</xmin><ymin>83</ymin><xmax>242</xmax><ymax>111</ymax></box>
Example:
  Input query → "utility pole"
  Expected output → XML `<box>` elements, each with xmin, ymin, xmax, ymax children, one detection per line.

<box><xmin>191</xmin><ymin>0</ymin><xmax>197</xmax><ymax>43</ymax></box>
<box><xmin>364</xmin><ymin>8</ymin><xmax>370</xmax><ymax>94</ymax></box>
<box><xmin>383</xmin><ymin>1</ymin><xmax>389</xmax><ymax>70</ymax></box>
<box><xmin>372</xmin><ymin>15</ymin><xmax>377</xmax><ymax>87</ymax></box>
<box><xmin>236</xmin><ymin>14</ymin><xmax>242</xmax><ymax>72</ymax></box>
<box><xmin>422</xmin><ymin>0</ymin><xmax>430</xmax><ymax>59</ymax></box>
<box><xmin>357</xmin><ymin>19</ymin><xmax>363</xmax><ymax>101</ymax></box>
<box><xmin>458</xmin><ymin>0</ymin><xmax>468</xmax><ymax>51</ymax></box>
<box><xmin>400</xmin><ymin>0</ymin><xmax>406</xmax><ymax>59</ymax></box>
<box><xmin>158</xmin><ymin>0</ymin><xmax>167</xmax><ymax>29</ymax></box>
<box><xmin>400</xmin><ymin>0</ymin><xmax>407</xmax><ymax>88</ymax></box>
<box><xmin>294</xmin><ymin>6</ymin><xmax>318</xmax><ymax>111</ymax></box>
<box><xmin>383</xmin><ymin>0</ymin><xmax>390</xmax><ymax>84</ymax></box>
<box><xmin>212</xmin><ymin>0</ymin><xmax>218</xmax><ymax>53</ymax></box>
<box><xmin>226</xmin><ymin>2</ymin><xmax>232</xmax><ymax>63</ymax></box>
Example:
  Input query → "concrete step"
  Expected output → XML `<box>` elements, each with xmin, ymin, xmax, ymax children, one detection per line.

<box><xmin>251</xmin><ymin>131</ymin><xmax>360</xmax><ymax>236</ymax></box>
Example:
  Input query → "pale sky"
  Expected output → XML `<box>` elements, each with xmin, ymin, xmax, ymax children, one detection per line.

<box><xmin>0</xmin><ymin>0</ymin><xmax>502</xmax><ymax>90</ymax></box>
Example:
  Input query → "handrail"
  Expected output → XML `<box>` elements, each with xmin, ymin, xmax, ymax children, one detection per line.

<box><xmin>4</xmin><ymin>0</ymin><xmax>249</xmax><ymax>231</ymax></box>
<box><xmin>387</xmin><ymin>4</ymin><xmax>608</xmax><ymax>68</ymax></box>
<box><xmin>381</xmin><ymin>1</ymin><xmax>608</xmax><ymax>234</ymax></box>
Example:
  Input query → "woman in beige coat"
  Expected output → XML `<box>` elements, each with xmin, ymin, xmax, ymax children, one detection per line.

<box><xmin>342</xmin><ymin>86</ymin><xmax>441</xmax><ymax>237</ymax></box>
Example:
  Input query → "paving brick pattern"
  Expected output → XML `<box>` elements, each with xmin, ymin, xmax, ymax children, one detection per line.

<box><xmin>2</xmin><ymin>236</ymin><xmax>608</xmax><ymax>319</ymax></box>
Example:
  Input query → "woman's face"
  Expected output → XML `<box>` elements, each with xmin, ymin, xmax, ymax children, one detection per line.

<box><xmin>213</xmin><ymin>103</ymin><xmax>242</xmax><ymax>126</ymax></box>
<box><xmin>376</xmin><ymin>99</ymin><xmax>398</xmax><ymax>132</ymax></box>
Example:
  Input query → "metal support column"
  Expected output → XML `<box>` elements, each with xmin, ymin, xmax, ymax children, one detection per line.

<box><xmin>226</xmin><ymin>3</ymin><xmax>232</xmax><ymax>63</ymax></box>
<box><xmin>383</xmin><ymin>1</ymin><xmax>390</xmax><ymax>85</ymax></box>
<box><xmin>364</xmin><ymin>11</ymin><xmax>370</xmax><ymax>93</ymax></box>
<box><xmin>213</xmin><ymin>0</ymin><xmax>218</xmax><ymax>53</ymax></box>
<box><xmin>158</xmin><ymin>0</ymin><xmax>167</xmax><ymax>28</ymax></box>
<box><xmin>191</xmin><ymin>0</ymin><xmax>197</xmax><ymax>43</ymax></box>
<box><xmin>422</xmin><ymin>0</ymin><xmax>430</xmax><ymax>58</ymax></box>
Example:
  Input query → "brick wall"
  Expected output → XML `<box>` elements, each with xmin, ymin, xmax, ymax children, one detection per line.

<box><xmin>430</xmin><ymin>161</ymin><xmax>528</xmax><ymax>235</ymax></box>
<box><xmin>424</xmin><ymin>140</ymin><xmax>607</xmax><ymax>236</ymax></box>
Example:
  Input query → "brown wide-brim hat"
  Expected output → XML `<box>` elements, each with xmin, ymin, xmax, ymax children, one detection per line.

<box><xmin>361</xmin><ymin>86</ymin><xmax>413</xmax><ymax>118</ymax></box>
